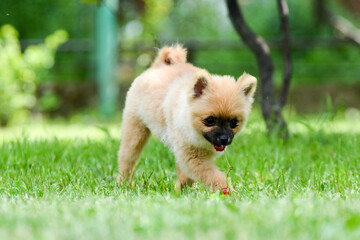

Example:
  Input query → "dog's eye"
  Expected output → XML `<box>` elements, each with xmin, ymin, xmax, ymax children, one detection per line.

<box><xmin>230</xmin><ymin>118</ymin><xmax>238</xmax><ymax>128</ymax></box>
<box><xmin>204</xmin><ymin>117</ymin><xmax>216</xmax><ymax>127</ymax></box>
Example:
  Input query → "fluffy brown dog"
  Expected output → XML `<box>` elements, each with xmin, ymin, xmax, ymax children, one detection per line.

<box><xmin>118</xmin><ymin>45</ymin><xmax>256</xmax><ymax>191</ymax></box>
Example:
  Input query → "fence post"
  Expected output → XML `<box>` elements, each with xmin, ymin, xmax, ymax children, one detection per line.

<box><xmin>96</xmin><ymin>0</ymin><xmax>118</xmax><ymax>117</ymax></box>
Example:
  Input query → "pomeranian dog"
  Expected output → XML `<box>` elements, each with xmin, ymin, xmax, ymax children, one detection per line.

<box><xmin>118</xmin><ymin>44</ymin><xmax>256</xmax><ymax>192</ymax></box>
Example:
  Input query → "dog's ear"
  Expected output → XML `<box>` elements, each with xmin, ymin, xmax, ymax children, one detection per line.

<box><xmin>192</xmin><ymin>70</ymin><xmax>211</xmax><ymax>98</ymax></box>
<box><xmin>237</xmin><ymin>72</ymin><xmax>257</xmax><ymax>101</ymax></box>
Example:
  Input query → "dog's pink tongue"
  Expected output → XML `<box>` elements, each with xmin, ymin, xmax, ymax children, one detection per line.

<box><xmin>213</xmin><ymin>145</ymin><xmax>226</xmax><ymax>152</ymax></box>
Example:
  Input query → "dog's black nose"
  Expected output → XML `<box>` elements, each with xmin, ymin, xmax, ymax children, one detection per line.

<box><xmin>219</xmin><ymin>135</ymin><xmax>229</xmax><ymax>145</ymax></box>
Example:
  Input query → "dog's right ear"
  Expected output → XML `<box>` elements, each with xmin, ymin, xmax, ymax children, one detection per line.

<box><xmin>237</xmin><ymin>72</ymin><xmax>257</xmax><ymax>101</ymax></box>
<box><xmin>192</xmin><ymin>70</ymin><xmax>211</xmax><ymax>98</ymax></box>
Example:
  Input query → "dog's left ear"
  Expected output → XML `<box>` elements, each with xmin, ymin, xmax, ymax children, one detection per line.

<box><xmin>237</xmin><ymin>73</ymin><xmax>257</xmax><ymax>101</ymax></box>
<box><xmin>191</xmin><ymin>70</ymin><xmax>211</xmax><ymax>98</ymax></box>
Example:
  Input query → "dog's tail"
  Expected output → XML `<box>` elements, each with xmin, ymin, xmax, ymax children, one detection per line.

<box><xmin>151</xmin><ymin>44</ymin><xmax>187</xmax><ymax>67</ymax></box>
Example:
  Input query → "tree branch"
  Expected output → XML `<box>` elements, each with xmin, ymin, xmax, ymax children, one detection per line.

<box><xmin>276</xmin><ymin>0</ymin><xmax>292</xmax><ymax>109</ymax></box>
<box><xmin>316</xmin><ymin>0</ymin><xmax>360</xmax><ymax>46</ymax></box>
<box><xmin>226</xmin><ymin>0</ymin><xmax>275</xmax><ymax>126</ymax></box>
<box><xmin>226</xmin><ymin>0</ymin><xmax>290</xmax><ymax>136</ymax></box>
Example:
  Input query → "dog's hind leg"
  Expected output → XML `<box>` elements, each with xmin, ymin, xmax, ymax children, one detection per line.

<box><xmin>117</xmin><ymin>112</ymin><xmax>150</xmax><ymax>182</ymax></box>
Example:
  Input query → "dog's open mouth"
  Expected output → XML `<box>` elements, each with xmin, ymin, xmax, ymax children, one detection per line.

<box><xmin>213</xmin><ymin>144</ymin><xmax>226</xmax><ymax>152</ymax></box>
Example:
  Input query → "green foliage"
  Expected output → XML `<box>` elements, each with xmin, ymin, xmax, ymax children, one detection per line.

<box><xmin>0</xmin><ymin>25</ymin><xmax>68</xmax><ymax>126</ymax></box>
<box><xmin>126</xmin><ymin>0</ymin><xmax>360</xmax><ymax>87</ymax></box>
<box><xmin>160</xmin><ymin>0</ymin><xmax>225</xmax><ymax>39</ymax></box>
<box><xmin>2</xmin><ymin>0</ymin><xmax>359</xmax><ymax>89</ymax></box>
<box><xmin>82</xmin><ymin>0</ymin><xmax>98</xmax><ymax>3</ymax></box>
<box><xmin>142</xmin><ymin>0</ymin><xmax>173</xmax><ymax>38</ymax></box>
<box><xmin>0</xmin><ymin>0</ymin><xmax>94</xmax><ymax>39</ymax></box>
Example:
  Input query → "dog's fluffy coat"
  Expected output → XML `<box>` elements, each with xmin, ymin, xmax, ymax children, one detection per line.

<box><xmin>118</xmin><ymin>45</ymin><xmax>257</xmax><ymax>191</ymax></box>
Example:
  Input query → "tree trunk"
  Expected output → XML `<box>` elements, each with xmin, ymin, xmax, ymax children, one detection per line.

<box><xmin>226</xmin><ymin>0</ymin><xmax>290</xmax><ymax>136</ymax></box>
<box><xmin>275</xmin><ymin>0</ymin><xmax>292</xmax><ymax>137</ymax></box>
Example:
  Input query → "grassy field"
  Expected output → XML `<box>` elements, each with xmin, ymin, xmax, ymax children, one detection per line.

<box><xmin>1</xmin><ymin>111</ymin><xmax>360</xmax><ymax>240</ymax></box>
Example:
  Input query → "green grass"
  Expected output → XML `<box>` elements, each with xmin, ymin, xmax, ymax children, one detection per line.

<box><xmin>1</xmin><ymin>111</ymin><xmax>360</xmax><ymax>239</ymax></box>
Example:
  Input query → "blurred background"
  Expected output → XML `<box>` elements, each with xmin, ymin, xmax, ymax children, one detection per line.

<box><xmin>0</xmin><ymin>0</ymin><xmax>359</xmax><ymax>127</ymax></box>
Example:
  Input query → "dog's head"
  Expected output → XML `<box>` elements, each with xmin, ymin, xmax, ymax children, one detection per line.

<box><xmin>188</xmin><ymin>70</ymin><xmax>257</xmax><ymax>152</ymax></box>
